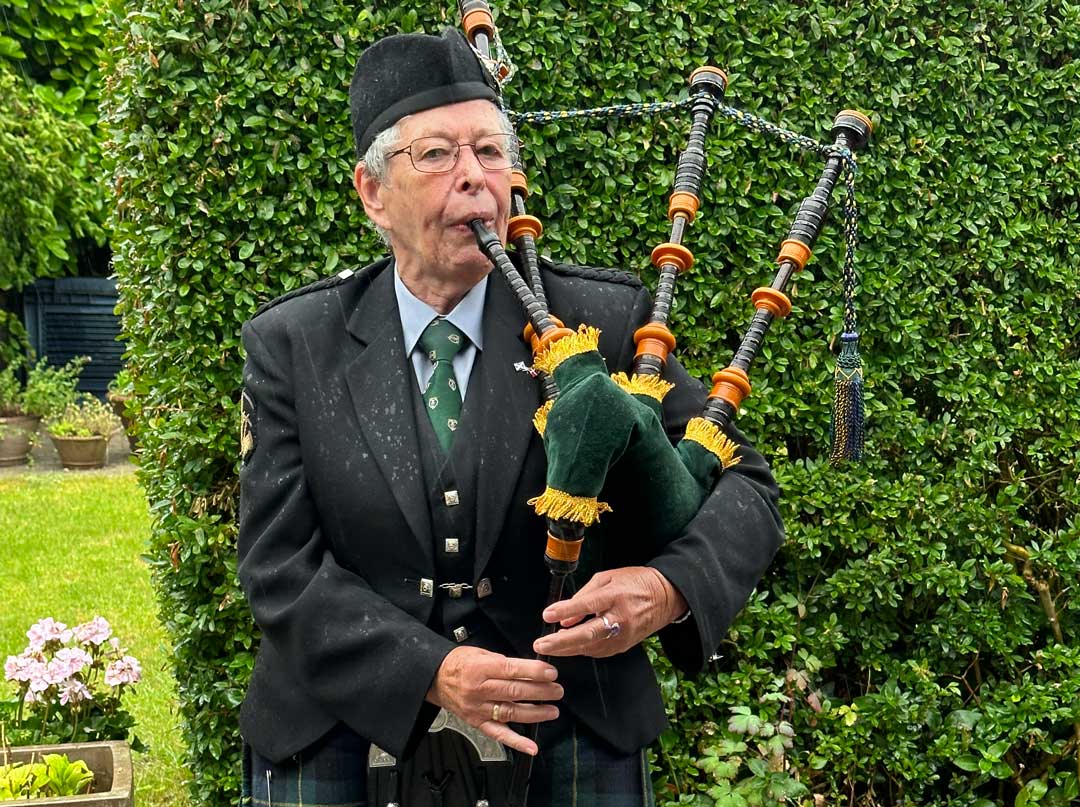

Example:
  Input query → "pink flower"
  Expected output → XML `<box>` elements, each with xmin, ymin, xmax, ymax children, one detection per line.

<box><xmin>73</xmin><ymin>617</ymin><xmax>112</xmax><ymax>646</ymax></box>
<box><xmin>4</xmin><ymin>652</ymin><xmax>41</xmax><ymax>683</ymax></box>
<box><xmin>26</xmin><ymin>618</ymin><xmax>71</xmax><ymax>651</ymax></box>
<box><xmin>104</xmin><ymin>655</ymin><xmax>141</xmax><ymax>687</ymax></box>
<box><xmin>27</xmin><ymin>661</ymin><xmax>51</xmax><ymax>693</ymax></box>
<box><xmin>50</xmin><ymin>647</ymin><xmax>93</xmax><ymax>680</ymax></box>
<box><xmin>58</xmin><ymin>678</ymin><xmax>92</xmax><ymax>706</ymax></box>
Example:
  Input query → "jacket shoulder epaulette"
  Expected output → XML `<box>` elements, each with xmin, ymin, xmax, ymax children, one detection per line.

<box><xmin>543</xmin><ymin>260</ymin><xmax>644</xmax><ymax>289</ymax></box>
<box><xmin>251</xmin><ymin>268</ymin><xmax>365</xmax><ymax>319</ymax></box>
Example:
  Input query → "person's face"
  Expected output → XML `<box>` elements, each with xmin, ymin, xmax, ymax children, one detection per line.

<box><xmin>356</xmin><ymin>100</ymin><xmax>512</xmax><ymax>293</ymax></box>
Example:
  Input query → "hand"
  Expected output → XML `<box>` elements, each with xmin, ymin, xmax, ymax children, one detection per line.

<box><xmin>426</xmin><ymin>646</ymin><xmax>563</xmax><ymax>756</ymax></box>
<box><xmin>533</xmin><ymin>567</ymin><xmax>688</xmax><ymax>659</ymax></box>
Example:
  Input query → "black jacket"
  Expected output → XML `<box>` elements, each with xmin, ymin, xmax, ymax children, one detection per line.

<box><xmin>238</xmin><ymin>256</ymin><xmax>784</xmax><ymax>763</ymax></box>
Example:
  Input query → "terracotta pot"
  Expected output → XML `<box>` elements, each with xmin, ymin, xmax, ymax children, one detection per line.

<box><xmin>49</xmin><ymin>434</ymin><xmax>109</xmax><ymax>470</ymax></box>
<box><xmin>0</xmin><ymin>414</ymin><xmax>41</xmax><ymax>467</ymax></box>
<box><xmin>2</xmin><ymin>740</ymin><xmax>133</xmax><ymax>805</ymax></box>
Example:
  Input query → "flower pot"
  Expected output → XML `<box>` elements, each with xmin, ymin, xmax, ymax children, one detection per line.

<box><xmin>48</xmin><ymin>434</ymin><xmax>109</xmax><ymax>470</ymax></box>
<box><xmin>3</xmin><ymin>741</ymin><xmax>133</xmax><ymax>806</ymax></box>
<box><xmin>0</xmin><ymin>414</ymin><xmax>40</xmax><ymax>467</ymax></box>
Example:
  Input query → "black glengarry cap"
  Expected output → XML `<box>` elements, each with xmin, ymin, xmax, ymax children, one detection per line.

<box><xmin>350</xmin><ymin>28</ymin><xmax>500</xmax><ymax>160</ymax></box>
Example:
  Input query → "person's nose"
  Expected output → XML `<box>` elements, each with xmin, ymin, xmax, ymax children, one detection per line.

<box><xmin>454</xmin><ymin>144</ymin><xmax>487</xmax><ymax>192</ymax></box>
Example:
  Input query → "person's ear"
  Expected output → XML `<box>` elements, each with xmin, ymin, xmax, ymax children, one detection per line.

<box><xmin>355</xmin><ymin>162</ymin><xmax>391</xmax><ymax>231</ymax></box>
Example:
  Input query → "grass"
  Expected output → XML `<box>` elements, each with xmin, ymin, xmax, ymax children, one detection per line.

<box><xmin>0</xmin><ymin>468</ymin><xmax>191</xmax><ymax>806</ymax></box>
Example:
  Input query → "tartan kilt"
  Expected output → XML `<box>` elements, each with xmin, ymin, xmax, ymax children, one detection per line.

<box><xmin>241</xmin><ymin>716</ymin><xmax>656</xmax><ymax>807</ymax></box>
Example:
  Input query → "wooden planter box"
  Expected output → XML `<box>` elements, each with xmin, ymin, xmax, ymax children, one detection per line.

<box><xmin>4</xmin><ymin>741</ymin><xmax>132</xmax><ymax>805</ymax></box>
<box><xmin>0</xmin><ymin>414</ymin><xmax>40</xmax><ymax>467</ymax></box>
<box><xmin>48</xmin><ymin>434</ymin><xmax>109</xmax><ymax>470</ymax></box>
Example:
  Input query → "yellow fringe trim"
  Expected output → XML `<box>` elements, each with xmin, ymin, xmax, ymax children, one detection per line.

<box><xmin>533</xmin><ymin>399</ymin><xmax>554</xmax><ymax>437</ymax></box>
<box><xmin>683</xmin><ymin>417</ymin><xmax>742</xmax><ymax>470</ymax></box>
<box><xmin>532</xmin><ymin>325</ymin><xmax>601</xmax><ymax>375</ymax></box>
<box><xmin>610</xmin><ymin>372</ymin><xmax>675</xmax><ymax>403</ymax></box>
<box><xmin>528</xmin><ymin>487</ymin><xmax>613</xmax><ymax>526</ymax></box>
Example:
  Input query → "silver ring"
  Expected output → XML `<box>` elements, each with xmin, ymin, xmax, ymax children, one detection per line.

<box><xmin>492</xmin><ymin>703</ymin><xmax>501</xmax><ymax>722</ymax></box>
<box><xmin>601</xmin><ymin>615</ymin><xmax>621</xmax><ymax>640</ymax></box>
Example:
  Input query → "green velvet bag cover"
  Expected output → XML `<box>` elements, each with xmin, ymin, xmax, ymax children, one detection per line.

<box><xmin>535</xmin><ymin>349</ymin><xmax>705</xmax><ymax>543</ymax></box>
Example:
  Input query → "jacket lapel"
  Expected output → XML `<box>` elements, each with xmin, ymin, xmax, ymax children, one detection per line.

<box><xmin>344</xmin><ymin>264</ymin><xmax>433</xmax><ymax>561</ymax></box>
<box><xmin>473</xmin><ymin>271</ymin><xmax>544</xmax><ymax>578</ymax></box>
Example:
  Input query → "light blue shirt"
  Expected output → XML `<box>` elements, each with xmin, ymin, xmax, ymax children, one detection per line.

<box><xmin>394</xmin><ymin>266</ymin><xmax>487</xmax><ymax>400</ymax></box>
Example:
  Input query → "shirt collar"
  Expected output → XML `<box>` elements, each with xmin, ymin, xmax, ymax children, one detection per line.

<box><xmin>394</xmin><ymin>264</ymin><xmax>488</xmax><ymax>355</ymax></box>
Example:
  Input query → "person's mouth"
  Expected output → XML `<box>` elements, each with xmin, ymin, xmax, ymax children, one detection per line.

<box><xmin>450</xmin><ymin>215</ymin><xmax>496</xmax><ymax>235</ymax></box>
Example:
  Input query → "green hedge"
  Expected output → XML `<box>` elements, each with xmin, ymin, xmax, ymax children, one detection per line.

<box><xmin>103</xmin><ymin>1</ymin><xmax>1079</xmax><ymax>804</ymax></box>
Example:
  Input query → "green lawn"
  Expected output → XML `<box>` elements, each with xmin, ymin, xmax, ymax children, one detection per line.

<box><xmin>0</xmin><ymin>469</ymin><xmax>190</xmax><ymax>806</ymax></box>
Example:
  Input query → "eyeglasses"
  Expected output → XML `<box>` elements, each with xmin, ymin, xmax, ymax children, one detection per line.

<box><xmin>386</xmin><ymin>134</ymin><xmax>518</xmax><ymax>174</ymax></box>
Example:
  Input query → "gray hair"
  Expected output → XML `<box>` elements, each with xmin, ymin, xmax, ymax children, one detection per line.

<box><xmin>358</xmin><ymin>109</ymin><xmax>519</xmax><ymax>247</ymax></box>
<box><xmin>359</xmin><ymin>124</ymin><xmax>403</xmax><ymax>246</ymax></box>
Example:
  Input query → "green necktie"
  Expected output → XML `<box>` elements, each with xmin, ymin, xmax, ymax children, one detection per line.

<box><xmin>418</xmin><ymin>317</ymin><xmax>468</xmax><ymax>452</ymax></box>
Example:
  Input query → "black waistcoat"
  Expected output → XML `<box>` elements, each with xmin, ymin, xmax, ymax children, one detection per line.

<box><xmin>410</xmin><ymin>352</ymin><xmax>512</xmax><ymax>655</ymax></box>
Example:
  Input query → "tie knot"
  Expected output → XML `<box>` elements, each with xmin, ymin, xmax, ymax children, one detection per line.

<box><xmin>419</xmin><ymin>317</ymin><xmax>467</xmax><ymax>364</ymax></box>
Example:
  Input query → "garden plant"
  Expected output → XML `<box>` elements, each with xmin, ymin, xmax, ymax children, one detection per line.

<box><xmin>45</xmin><ymin>396</ymin><xmax>121</xmax><ymax>440</ymax></box>
<box><xmin>0</xmin><ymin>752</ymin><xmax>94</xmax><ymax>800</ymax></box>
<box><xmin>0</xmin><ymin>356</ymin><xmax>89</xmax><ymax>422</ymax></box>
<box><xmin>102</xmin><ymin>1</ymin><xmax>1078</xmax><ymax>805</ymax></box>
<box><xmin>2</xmin><ymin>616</ymin><xmax>142</xmax><ymax>749</ymax></box>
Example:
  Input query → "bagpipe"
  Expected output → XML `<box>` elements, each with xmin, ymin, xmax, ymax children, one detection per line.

<box><xmin>463</xmin><ymin>2</ymin><xmax>872</xmax><ymax>805</ymax></box>
<box><xmin>370</xmin><ymin>3</ymin><xmax>873</xmax><ymax>805</ymax></box>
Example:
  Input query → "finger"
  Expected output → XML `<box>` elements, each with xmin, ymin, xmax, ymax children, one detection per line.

<box><xmin>543</xmin><ymin>573</ymin><xmax>614</xmax><ymax>624</ymax></box>
<box><xmin>479</xmin><ymin>720</ymin><xmax>540</xmax><ymax>756</ymax></box>
<box><xmin>533</xmin><ymin>617</ymin><xmax>613</xmax><ymax>657</ymax></box>
<box><xmin>488</xmin><ymin>702</ymin><xmax>560</xmax><ymax>725</ymax></box>
<box><xmin>496</xmin><ymin>656</ymin><xmax>559</xmax><ymax>682</ymax></box>
<box><xmin>559</xmin><ymin>614</ymin><xmax>586</xmax><ymax>628</ymax></box>
<box><xmin>488</xmin><ymin>679</ymin><xmax>564</xmax><ymax>704</ymax></box>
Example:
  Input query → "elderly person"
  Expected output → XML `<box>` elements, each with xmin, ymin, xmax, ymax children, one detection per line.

<box><xmin>238</xmin><ymin>27</ymin><xmax>783</xmax><ymax>807</ymax></box>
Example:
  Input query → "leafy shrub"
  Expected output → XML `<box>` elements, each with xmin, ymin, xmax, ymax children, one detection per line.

<box><xmin>102</xmin><ymin>1</ymin><xmax>1079</xmax><ymax>804</ymax></box>
<box><xmin>0</xmin><ymin>0</ymin><xmax>113</xmax><ymax>361</ymax></box>
<box><xmin>0</xmin><ymin>356</ymin><xmax>88</xmax><ymax>419</ymax></box>
<box><xmin>0</xmin><ymin>64</ymin><xmax>104</xmax><ymax>296</ymax></box>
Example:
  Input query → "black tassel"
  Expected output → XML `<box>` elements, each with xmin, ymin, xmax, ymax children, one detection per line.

<box><xmin>829</xmin><ymin>331</ymin><xmax>864</xmax><ymax>464</ymax></box>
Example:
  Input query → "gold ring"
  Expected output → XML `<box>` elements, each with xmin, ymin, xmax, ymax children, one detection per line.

<box><xmin>492</xmin><ymin>703</ymin><xmax>501</xmax><ymax>722</ymax></box>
